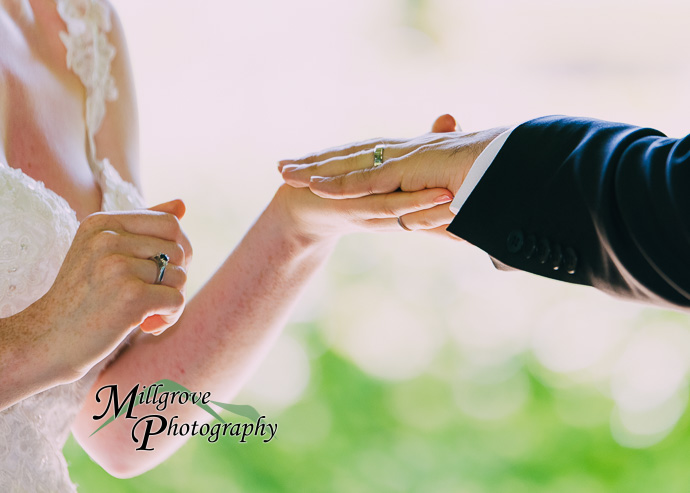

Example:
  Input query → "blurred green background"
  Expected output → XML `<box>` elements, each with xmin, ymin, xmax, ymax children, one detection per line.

<box><xmin>66</xmin><ymin>0</ymin><xmax>690</xmax><ymax>491</ymax></box>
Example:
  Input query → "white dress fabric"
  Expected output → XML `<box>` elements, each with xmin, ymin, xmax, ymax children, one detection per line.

<box><xmin>0</xmin><ymin>0</ymin><xmax>145</xmax><ymax>491</ymax></box>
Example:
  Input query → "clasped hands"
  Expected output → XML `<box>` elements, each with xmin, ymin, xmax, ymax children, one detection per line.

<box><xmin>279</xmin><ymin>114</ymin><xmax>506</xmax><ymax>239</ymax></box>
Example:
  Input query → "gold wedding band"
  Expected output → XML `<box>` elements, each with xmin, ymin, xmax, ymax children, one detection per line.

<box><xmin>373</xmin><ymin>145</ymin><xmax>385</xmax><ymax>167</ymax></box>
<box><xmin>397</xmin><ymin>216</ymin><xmax>412</xmax><ymax>231</ymax></box>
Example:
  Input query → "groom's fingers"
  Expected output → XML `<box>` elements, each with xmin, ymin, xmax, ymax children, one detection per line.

<box><xmin>279</xmin><ymin>115</ymin><xmax>457</xmax><ymax>173</ymax></box>
<box><xmin>282</xmin><ymin>143</ymin><xmax>414</xmax><ymax>187</ymax></box>
<box><xmin>280</xmin><ymin>129</ymin><xmax>458</xmax><ymax>177</ymax></box>
<box><xmin>308</xmin><ymin>162</ymin><xmax>402</xmax><ymax>199</ymax></box>
<box><xmin>307</xmin><ymin>144</ymin><xmax>441</xmax><ymax>199</ymax></box>
<box><xmin>278</xmin><ymin>137</ymin><xmax>407</xmax><ymax>172</ymax></box>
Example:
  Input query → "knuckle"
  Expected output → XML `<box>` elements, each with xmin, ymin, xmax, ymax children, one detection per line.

<box><xmin>302</xmin><ymin>153</ymin><xmax>318</xmax><ymax>164</ymax></box>
<box><xmin>171</xmin><ymin>243</ymin><xmax>185</xmax><ymax>264</ymax></box>
<box><xmin>155</xmin><ymin>212</ymin><xmax>182</xmax><ymax>240</ymax></box>
<box><xmin>170</xmin><ymin>289</ymin><xmax>185</xmax><ymax>310</ymax></box>
<box><xmin>101</xmin><ymin>253</ymin><xmax>130</xmax><ymax>279</ymax></box>
<box><xmin>80</xmin><ymin>212</ymin><xmax>108</xmax><ymax>231</ymax></box>
<box><xmin>185</xmin><ymin>241</ymin><xmax>193</xmax><ymax>262</ymax></box>
<box><xmin>90</xmin><ymin>230</ymin><xmax>119</xmax><ymax>253</ymax></box>
<box><xmin>417</xmin><ymin>214</ymin><xmax>435</xmax><ymax>229</ymax></box>
<box><xmin>381</xmin><ymin>196</ymin><xmax>396</xmax><ymax>217</ymax></box>
<box><xmin>175</xmin><ymin>266</ymin><xmax>188</xmax><ymax>287</ymax></box>
<box><xmin>410</xmin><ymin>200</ymin><xmax>424</xmax><ymax>211</ymax></box>
<box><xmin>165</xmin><ymin>212</ymin><xmax>181</xmax><ymax>231</ymax></box>
<box><xmin>171</xmin><ymin>218</ymin><xmax>184</xmax><ymax>242</ymax></box>
<box><xmin>121</xmin><ymin>279</ymin><xmax>146</xmax><ymax>306</ymax></box>
<box><xmin>359</xmin><ymin>173</ymin><xmax>376</xmax><ymax>196</ymax></box>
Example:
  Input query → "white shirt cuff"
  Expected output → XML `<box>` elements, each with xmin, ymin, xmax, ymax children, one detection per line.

<box><xmin>449</xmin><ymin>126</ymin><xmax>518</xmax><ymax>215</ymax></box>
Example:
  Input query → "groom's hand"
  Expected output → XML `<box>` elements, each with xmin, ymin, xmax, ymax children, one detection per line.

<box><xmin>280</xmin><ymin>115</ymin><xmax>505</xmax><ymax>199</ymax></box>
<box><xmin>279</xmin><ymin>113</ymin><xmax>458</xmax><ymax>181</ymax></box>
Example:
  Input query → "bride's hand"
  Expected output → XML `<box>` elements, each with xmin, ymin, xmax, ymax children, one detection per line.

<box><xmin>271</xmin><ymin>184</ymin><xmax>454</xmax><ymax>244</ymax></box>
<box><xmin>36</xmin><ymin>199</ymin><xmax>192</xmax><ymax>381</ymax></box>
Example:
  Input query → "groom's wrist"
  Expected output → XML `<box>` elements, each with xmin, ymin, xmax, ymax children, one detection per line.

<box><xmin>464</xmin><ymin>127</ymin><xmax>513</xmax><ymax>184</ymax></box>
<box><xmin>450</xmin><ymin>126</ymin><xmax>514</xmax><ymax>215</ymax></box>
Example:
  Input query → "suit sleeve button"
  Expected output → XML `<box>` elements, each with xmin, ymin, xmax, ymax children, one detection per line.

<box><xmin>550</xmin><ymin>244</ymin><xmax>563</xmax><ymax>270</ymax></box>
<box><xmin>536</xmin><ymin>238</ymin><xmax>551</xmax><ymax>264</ymax></box>
<box><xmin>564</xmin><ymin>247</ymin><xmax>578</xmax><ymax>274</ymax></box>
<box><xmin>523</xmin><ymin>234</ymin><xmax>537</xmax><ymax>259</ymax></box>
<box><xmin>507</xmin><ymin>230</ymin><xmax>524</xmax><ymax>253</ymax></box>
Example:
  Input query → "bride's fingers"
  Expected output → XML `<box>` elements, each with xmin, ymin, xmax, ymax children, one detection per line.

<box><xmin>425</xmin><ymin>224</ymin><xmax>464</xmax><ymax>240</ymax></box>
<box><xmin>129</xmin><ymin>257</ymin><xmax>187</xmax><ymax>289</ymax></box>
<box><xmin>112</xmin><ymin>232</ymin><xmax>186</xmax><ymax>267</ymax></box>
<box><xmin>140</xmin><ymin>311</ymin><xmax>183</xmax><ymax>334</ymax></box>
<box><xmin>341</xmin><ymin>188</ymin><xmax>453</xmax><ymax>220</ymax></box>
<box><xmin>148</xmin><ymin>199</ymin><xmax>186</xmax><ymax>220</ymax></box>
<box><xmin>431</xmin><ymin>114</ymin><xmax>458</xmax><ymax>133</ymax></box>
<box><xmin>361</xmin><ymin>214</ymin><xmax>451</xmax><ymax>232</ymax></box>
<box><xmin>140</xmin><ymin>315</ymin><xmax>168</xmax><ymax>334</ymax></box>
<box><xmin>361</xmin><ymin>204</ymin><xmax>456</xmax><ymax>232</ymax></box>
<box><xmin>396</xmin><ymin>203</ymin><xmax>457</xmax><ymax>231</ymax></box>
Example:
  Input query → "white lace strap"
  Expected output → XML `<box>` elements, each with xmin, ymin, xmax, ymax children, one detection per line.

<box><xmin>55</xmin><ymin>0</ymin><xmax>118</xmax><ymax>172</ymax></box>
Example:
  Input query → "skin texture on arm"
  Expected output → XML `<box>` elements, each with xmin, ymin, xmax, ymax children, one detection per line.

<box><xmin>73</xmin><ymin>182</ymin><xmax>455</xmax><ymax>478</ymax></box>
<box><xmin>93</xmin><ymin>5</ymin><xmax>141</xmax><ymax>190</ymax></box>
<box><xmin>70</xmin><ymin>5</ymin><xmax>456</xmax><ymax>476</ymax></box>
<box><xmin>0</xmin><ymin>305</ymin><xmax>71</xmax><ymax>411</ymax></box>
<box><xmin>73</xmin><ymin>187</ymin><xmax>338</xmax><ymax>477</ymax></box>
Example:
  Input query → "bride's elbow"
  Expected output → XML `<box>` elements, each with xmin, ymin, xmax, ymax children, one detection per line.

<box><xmin>74</xmin><ymin>433</ymin><xmax>163</xmax><ymax>479</ymax></box>
<box><xmin>73</xmin><ymin>416</ymin><xmax>183</xmax><ymax>478</ymax></box>
<box><xmin>91</xmin><ymin>451</ymin><xmax>159</xmax><ymax>479</ymax></box>
<box><xmin>100</xmin><ymin>461</ymin><xmax>140</xmax><ymax>480</ymax></box>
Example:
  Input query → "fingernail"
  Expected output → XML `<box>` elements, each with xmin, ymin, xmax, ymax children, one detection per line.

<box><xmin>278</xmin><ymin>160</ymin><xmax>294</xmax><ymax>172</ymax></box>
<box><xmin>310</xmin><ymin>176</ymin><xmax>328</xmax><ymax>183</ymax></box>
<box><xmin>281</xmin><ymin>165</ymin><xmax>300</xmax><ymax>174</ymax></box>
<box><xmin>434</xmin><ymin>194</ymin><xmax>453</xmax><ymax>204</ymax></box>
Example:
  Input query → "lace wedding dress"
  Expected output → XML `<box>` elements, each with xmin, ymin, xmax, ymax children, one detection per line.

<box><xmin>0</xmin><ymin>1</ymin><xmax>145</xmax><ymax>490</ymax></box>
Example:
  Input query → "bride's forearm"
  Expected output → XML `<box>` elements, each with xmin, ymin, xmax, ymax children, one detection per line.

<box><xmin>0</xmin><ymin>304</ymin><xmax>73</xmax><ymax>412</ymax></box>
<box><xmin>73</xmin><ymin>187</ymin><xmax>337</xmax><ymax>478</ymax></box>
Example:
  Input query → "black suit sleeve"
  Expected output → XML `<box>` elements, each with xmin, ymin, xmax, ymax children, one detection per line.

<box><xmin>446</xmin><ymin>115</ymin><xmax>690</xmax><ymax>311</ymax></box>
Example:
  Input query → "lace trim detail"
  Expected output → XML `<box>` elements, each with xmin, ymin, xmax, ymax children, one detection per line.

<box><xmin>0</xmin><ymin>162</ymin><xmax>78</xmax><ymax>318</ymax></box>
<box><xmin>99</xmin><ymin>158</ymin><xmax>146</xmax><ymax>210</ymax></box>
<box><xmin>56</xmin><ymin>0</ymin><xmax>118</xmax><ymax>140</ymax></box>
<box><xmin>55</xmin><ymin>0</ymin><xmax>146</xmax><ymax>211</ymax></box>
<box><xmin>0</xmin><ymin>3</ymin><xmax>146</xmax><ymax>491</ymax></box>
